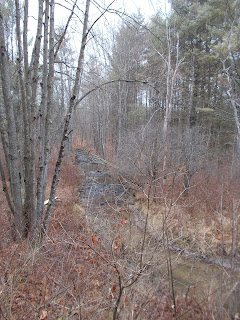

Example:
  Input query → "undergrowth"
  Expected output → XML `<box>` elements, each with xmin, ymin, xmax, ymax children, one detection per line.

<box><xmin>0</xmin><ymin>150</ymin><xmax>236</xmax><ymax>319</ymax></box>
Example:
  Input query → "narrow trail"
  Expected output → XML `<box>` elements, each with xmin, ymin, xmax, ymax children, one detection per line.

<box><xmin>75</xmin><ymin>149</ymin><xmax>240</xmax><ymax>315</ymax></box>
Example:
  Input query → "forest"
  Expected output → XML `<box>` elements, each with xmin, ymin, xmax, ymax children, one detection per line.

<box><xmin>0</xmin><ymin>0</ymin><xmax>240</xmax><ymax>319</ymax></box>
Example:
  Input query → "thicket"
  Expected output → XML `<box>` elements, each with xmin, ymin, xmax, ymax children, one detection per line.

<box><xmin>0</xmin><ymin>0</ymin><xmax>240</xmax><ymax>318</ymax></box>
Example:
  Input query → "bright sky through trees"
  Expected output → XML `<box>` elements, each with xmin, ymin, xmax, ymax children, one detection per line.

<box><xmin>28</xmin><ymin>0</ymin><xmax>171</xmax><ymax>62</ymax></box>
<box><xmin>28</xmin><ymin>0</ymin><xmax>171</xmax><ymax>31</ymax></box>
<box><xmin>119</xmin><ymin>0</ymin><xmax>171</xmax><ymax>17</ymax></box>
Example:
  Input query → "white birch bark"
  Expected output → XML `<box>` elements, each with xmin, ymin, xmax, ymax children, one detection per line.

<box><xmin>0</xmin><ymin>0</ymin><xmax>113</xmax><ymax>242</ymax></box>
<box><xmin>36</xmin><ymin>0</ymin><xmax>55</xmax><ymax>232</ymax></box>
<box><xmin>23</xmin><ymin>0</ymin><xmax>36</xmax><ymax>232</ymax></box>
<box><xmin>42</xmin><ymin>0</ymin><xmax>91</xmax><ymax>236</ymax></box>
<box><xmin>36</xmin><ymin>0</ymin><xmax>50</xmax><ymax>224</ymax></box>
<box><xmin>162</xmin><ymin>30</ymin><xmax>181</xmax><ymax>185</ymax></box>
<box><xmin>29</xmin><ymin>0</ymin><xmax>44</xmax><ymax>228</ymax></box>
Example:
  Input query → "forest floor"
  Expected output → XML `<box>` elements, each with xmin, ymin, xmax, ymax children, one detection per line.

<box><xmin>0</xmin><ymin>150</ymin><xmax>239</xmax><ymax>319</ymax></box>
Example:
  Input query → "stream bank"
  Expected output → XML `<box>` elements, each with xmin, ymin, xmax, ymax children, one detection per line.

<box><xmin>75</xmin><ymin>149</ymin><xmax>240</xmax><ymax>316</ymax></box>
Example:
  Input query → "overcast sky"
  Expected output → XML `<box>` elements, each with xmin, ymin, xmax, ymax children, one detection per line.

<box><xmin>29</xmin><ymin>0</ymin><xmax>171</xmax><ymax>31</ymax></box>
<box><xmin>114</xmin><ymin>0</ymin><xmax>171</xmax><ymax>17</ymax></box>
<box><xmin>88</xmin><ymin>0</ymin><xmax>171</xmax><ymax>25</ymax></box>
<box><xmin>28</xmin><ymin>0</ymin><xmax>171</xmax><ymax>56</ymax></box>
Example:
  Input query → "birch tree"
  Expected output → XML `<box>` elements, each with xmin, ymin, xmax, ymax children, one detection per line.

<box><xmin>0</xmin><ymin>0</ymin><xmax>92</xmax><ymax>242</ymax></box>
<box><xmin>161</xmin><ymin>28</ymin><xmax>182</xmax><ymax>184</ymax></box>
<box><xmin>148</xmin><ymin>18</ymin><xmax>183</xmax><ymax>185</ymax></box>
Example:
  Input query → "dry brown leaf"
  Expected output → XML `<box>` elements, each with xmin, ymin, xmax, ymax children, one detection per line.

<box><xmin>112</xmin><ymin>240</ymin><xmax>121</xmax><ymax>250</ymax></box>
<box><xmin>91</xmin><ymin>234</ymin><xmax>98</xmax><ymax>246</ymax></box>
<box><xmin>40</xmin><ymin>310</ymin><xmax>48</xmax><ymax>320</ymax></box>
<box><xmin>91</xmin><ymin>279</ymin><xmax>100</xmax><ymax>287</ymax></box>
<box><xmin>120</xmin><ymin>218</ymin><xmax>128</xmax><ymax>226</ymax></box>
<box><xmin>112</xmin><ymin>284</ymin><xmax>117</xmax><ymax>293</ymax></box>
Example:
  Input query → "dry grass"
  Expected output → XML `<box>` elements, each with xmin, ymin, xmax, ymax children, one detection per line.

<box><xmin>130</xmin><ymin>163</ymin><xmax>240</xmax><ymax>260</ymax></box>
<box><xmin>0</xmin><ymin>155</ymin><xmax>115</xmax><ymax>319</ymax></box>
<box><xmin>0</xmin><ymin>150</ymin><xmax>235</xmax><ymax>319</ymax></box>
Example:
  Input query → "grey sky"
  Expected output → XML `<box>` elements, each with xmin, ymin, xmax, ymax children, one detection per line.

<box><xmin>29</xmin><ymin>0</ymin><xmax>171</xmax><ymax>31</ymax></box>
<box><xmin>116</xmin><ymin>0</ymin><xmax>171</xmax><ymax>16</ymax></box>
<box><xmin>28</xmin><ymin>0</ymin><xmax>171</xmax><ymax>56</ymax></box>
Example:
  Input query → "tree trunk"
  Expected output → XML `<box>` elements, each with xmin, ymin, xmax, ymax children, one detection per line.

<box><xmin>0</xmin><ymin>7</ymin><xmax>23</xmax><ymax>237</ymax></box>
<box><xmin>41</xmin><ymin>0</ymin><xmax>91</xmax><ymax>240</ymax></box>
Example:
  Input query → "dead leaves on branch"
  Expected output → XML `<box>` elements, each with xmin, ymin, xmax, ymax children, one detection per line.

<box><xmin>39</xmin><ymin>310</ymin><xmax>48</xmax><ymax>320</ymax></box>
<box><xmin>91</xmin><ymin>234</ymin><xmax>98</xmax><ymax>246</ymax></box>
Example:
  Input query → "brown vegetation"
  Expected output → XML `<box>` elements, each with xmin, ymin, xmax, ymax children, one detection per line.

<box><xmin>0</xmin><ymin>149</ymin><xmax>237</xmax><ymax>320</ymax></box>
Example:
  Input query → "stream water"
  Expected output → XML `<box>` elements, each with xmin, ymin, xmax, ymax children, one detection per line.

<box><xmin>75</xmin><ymin>149</ymin><xmax>240</xmax><ymax>317</ymax></box>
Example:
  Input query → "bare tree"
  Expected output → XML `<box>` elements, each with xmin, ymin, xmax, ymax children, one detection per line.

<box><xmin>0</xmin><ymin>0</ymin><xmax>92</xmax><ymax>241</ymax></box>
<box><xmin>160</xmin><ymin>29</ymin><xmax>183</xmax><ymax>185</ymax></box>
